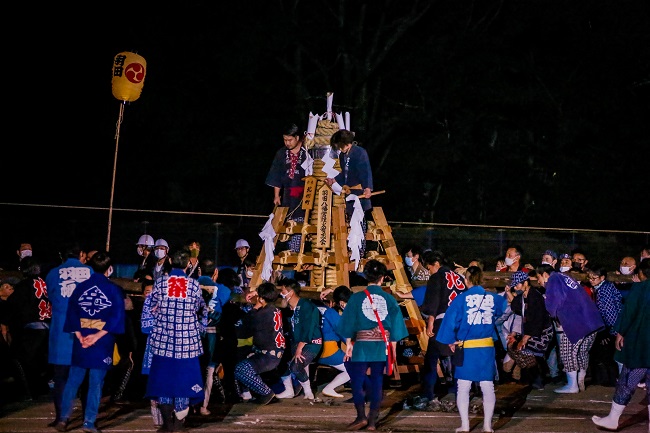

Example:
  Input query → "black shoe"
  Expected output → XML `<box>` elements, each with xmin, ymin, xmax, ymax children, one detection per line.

<box><xmin>172</xmin><ymin>416</ymin><xmax>189</xmax><ymax>432</ymax></box>
<box><xmin>257</xmin><ymin>393</ymin><xmax>278</xmax><ymax>406</ymax></box>
<box><xmin>47</xmin><ymin>419</ymin><xmax>60</xmax><ymax>427</ymax></box>
<box><xmin>531</xmin><ymin>382</ymin><xmax>545</xmax><ymax>390</ymax></box>
<box><xmin>54</xmin><ymin>420</ymin><xmax>69</xmax><ymax>432</ymax></box>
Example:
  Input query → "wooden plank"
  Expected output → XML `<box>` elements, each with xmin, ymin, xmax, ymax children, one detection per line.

<box><xmin>481</xmin><ymin>270</ymin><xmax>635</xmax><ymax>288</ymax></box>
<box><xmin>371</xmin><ymin>207</ymin><xmax>429</xmax><ymax>351</ymax></box>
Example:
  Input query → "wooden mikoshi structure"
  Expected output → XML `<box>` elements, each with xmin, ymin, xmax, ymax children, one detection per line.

<box><xmin>246</xmin><ymin>105</ymin><xmax>429</xmax><ymax>376</ymax></box>
<box><xmin>242</xmin><ymin>93</ymin><xmax>639</xmax><ymax>377</ymax></box>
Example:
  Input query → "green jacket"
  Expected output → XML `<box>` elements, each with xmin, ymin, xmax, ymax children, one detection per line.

<box><xmin>338</xmin><ymin>285</ymin><xmax>408</xmax><ymax>362</ymax></box>
<box><xmin>613</xmin><ymin>279</ymin><xmax>650</xmax><ymax>368</ymax></box>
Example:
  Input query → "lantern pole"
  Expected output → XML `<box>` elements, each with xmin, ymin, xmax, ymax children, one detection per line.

<box><xmin>106</xmin><ymin>101</ymin><xmax>125</xmax><ymax>252</ymax></box>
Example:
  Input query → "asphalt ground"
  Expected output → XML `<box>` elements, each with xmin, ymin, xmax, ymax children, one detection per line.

<box><xmin>1</xmin><ymin>374</ymin><xmax>648</xmax><ymax>433</ymax></box>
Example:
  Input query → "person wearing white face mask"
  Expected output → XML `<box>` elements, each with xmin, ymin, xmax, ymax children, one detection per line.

<box><xmin>242</xmin><ymin>259</ymin><xmax>255</xmax><ymax>287</ymax></box>
<box><xmin>617</xmin><ymin>256</ymin><xmax>636</xmax><ymax>276</ymax></box>
<box><xmin>152</xmin><ymin>239</ymin><xmax>172</xmax><ymax>281</ymax></box>
<box><xmin>404</xmin><ymin>246</ymin><xmax>430</xmax><ymax>285</ymax></box>
<box><xmin>558</xmin><ymin>254</ymin><xmax>572</xmax><ymax>273</ymax></box>
<box><xmin>233</xmin><ymin>239</ymin><xmax>253</xmax><ymax>288</ymax></box>
<box><xmin>587</xmin><ymin>266</ymin><xmax>623</xmax><ymax>387</ymax></box>
<box><xmin>17</xmin><ymin>242</ymin><xmax>32</xmax><ymax>259</ymax></box>
<box><xmin>547</xmin><ymin>252</ymin><xmax>572</xmax><ymax>383</ymax></box>
<box><xmin>591</xmin><ymin>258</ymin><xmax>650</xmax><ymax>433</ymax></box>
<box><xmin>535</xmin><ymin>264</ymin><xmax>605</xmax><ymax>394</ymax></box>
<box><xmin>541</xmin><ymin>249</ymin><xmax>558</xmax><ymax>268</ymax></box>
<box><xmin>499</xmin><ymin>245</ymin><xmax>533</xmax><ymax>273</ymax></box>
<box><xmin>16</xmin><ymin>242</ymin><xmax>33</xmax><ymax>271</ymax></box>
<box><xmin>134</xmin><ymin>235</ymin><xmax>155</xmax><ymax>282</ymax></box>
<box><xmin>613</xmin><ymin>256</ymin><xmax>638</xmax><ymax>309</ymax></box>
<box><xmin>276</xmin><ymin>278</ymin><xmax>323</xmax><ymax>401</ymax></box>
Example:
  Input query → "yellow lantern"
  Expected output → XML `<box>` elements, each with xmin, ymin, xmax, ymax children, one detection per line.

<box><xmin>111</xmin><ymin>51</ymin><xmax>146</xmax><ymax>102</ymax></box>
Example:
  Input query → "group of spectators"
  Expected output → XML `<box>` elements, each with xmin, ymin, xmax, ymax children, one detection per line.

<box><xmin>399</xmin><ymin>243</ymin><xmax>649</xmax><ymax>433</ymax></box>
<box><xmin>1</xmin><ymin>242</ymin><xmax>123</xmax><ymax>433</ymax></box>
<box><xmin>1</xmin><ymin>237</ymin><xmax>649</xmax><ymax>433</ymax></box>
<box><xmin>0</xmin><ymin>234</ymin><xmax>408</xmax><ymax>433</ymax></box>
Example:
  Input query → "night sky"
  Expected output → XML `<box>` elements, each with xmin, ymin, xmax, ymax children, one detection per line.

<box><xmin>2</xmin><ymin>1</ymin><xmax>649</xmax><ymax>266</ymax></box>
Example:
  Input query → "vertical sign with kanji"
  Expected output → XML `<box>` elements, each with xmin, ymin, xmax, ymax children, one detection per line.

<box><xmin>316</xmin><ymin>183</ymin><xmax>332</xmax><ymax>248</ymax></box>
<box><xmin>302</xmin><ymin>176</ymin><xmax>317</xmax><ymax>210</ymax></box>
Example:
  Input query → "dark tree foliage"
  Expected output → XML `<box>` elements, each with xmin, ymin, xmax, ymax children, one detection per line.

<box><xmin>7</xmin><ymin>0</ymin><xmax>649</xmax><ymax>231</ymax></box>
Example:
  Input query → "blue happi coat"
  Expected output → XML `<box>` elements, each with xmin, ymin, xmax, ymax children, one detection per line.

<box><xmin>64</xmin><ymin>273</ymin><xmax>125</xmax><ymax>369</ymax></box>
<box><xmin>436</xmin><ymin>285</ymin><xmax>507</xmax><ymax>381</ymax></box>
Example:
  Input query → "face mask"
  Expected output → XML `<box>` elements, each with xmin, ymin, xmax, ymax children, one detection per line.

<box><xmin>190</xmin><ymin>249</ymin><xmax>199</xmax><ymax>258</ymax></box>
<box><xmin>246</xmin><ymin>270</ymin><xmax>254</xmax><ymax>278</ymax></box>
<box><xmin>405</xmin><ymin>257</ymin><xmax>414</xmax><ymax>267</ymax></box>
<box><xmin>541</xmin><ymin>261</ymin><xmax>552</xmax><ymax>266</ymax></box>
<box><xmin>619</xmin><ymin>266</ymin><xmax>632</xmax><ymax>275</ymax></box>
<box><xmin>572</xmin><ymin>261</ymin><xmax>582</xmax><ymax>270</ymax></box>
<box><xmin>137</xmin><ymin>246</ymin><xmax>144</xmax><ymax>257</ymax></box>
<box><xmin>155</xmin><ymin>249</ymin><xmax>166</xmax><ymax>259</ymax></box>
<box><xmin>504</xmin><ymin>257</ymin><xmax>515</xmax><ymax>266</ymax></box>
<box><xmin>559</xmin><ymin>266</ymin><xmax>570</xmax><ymax>272</ymax></box>
<box><xmin>20</xmin><ymin>250</ymin><xmax>32</xmax><ymax>259</ymax></box>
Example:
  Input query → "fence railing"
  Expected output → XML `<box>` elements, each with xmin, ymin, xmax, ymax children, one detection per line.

<box><xmin>1</xmin><ymin>202</ymin><xmax>648</xmax><ymax>275</ymax></box>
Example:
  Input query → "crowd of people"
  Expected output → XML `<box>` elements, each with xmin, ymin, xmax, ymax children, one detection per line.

<box><xmin>0</xmin><ymin>122</ymin><xmax>648</xmax><ymax>433</ymax></box>
<box><xmin>1</xmin><ymin>237</ymin><xmax>648</xmax><ymax>432</ymax></box>
<box><xmin>0</xmin><ymin>232</ymin><xmax>411</xmax><ymax>432</ymax></box>
<box><xmin>396</xmin><ymin>243</ymin><xmax>649</xmax><ymax>433</ymax></box>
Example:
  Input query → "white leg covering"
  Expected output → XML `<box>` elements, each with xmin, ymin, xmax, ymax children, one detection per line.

<box><xmin>592</xmin><ymin>401</ymin><xmax>625</xmax><ymax>430</ymax></box>
<box><xmin>480</xmin><ymin>380</ymin><xmax>496</xmax><ymax>432</ymax></box>
<box><xmin>555</xmin><ymin>371</ymin><xmax>579</xmax><ymax>393</ymax></box>
<box><xmin>322</xmin><ymin>364</ymin><xmax>350</xmax><ymax>398</ymax></box>
<box><xmin>276</xmin><ymin>375</ymin><xmax>295</xmax><ymax>399</ymax></box>
<box><xmin>300</xmin><ymin>378</ymin><xmax>315</xmax><ymax>399</ymax></box>
<box><xmin>175</xmin><ymin>407</ymin><xmax>189</xmax><ymax>421</ymax></box>
<box><xmin>300</xmin><ymin>365</ymin><xmax>314</xmax><ymax>399</ymax></box>
<box><xmin>202</xmin><ymin>366</ymin><xmax>214</xmax><ymax>414</ymax></box>
<box><xmin>455</xmin><ymin>379</ymin><xmax>471</xmax><ymax>432</ymax></box>
<box><xmin>577</xmin><ymin>370</ymin><xmax>586</xmax><ymax>392</ymax></box>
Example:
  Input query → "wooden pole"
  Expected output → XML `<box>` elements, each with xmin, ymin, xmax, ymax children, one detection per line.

<box><xmin>106</xmin><ymin>102</ymin><xmax>125</xmax><ymax>252</ymax></box>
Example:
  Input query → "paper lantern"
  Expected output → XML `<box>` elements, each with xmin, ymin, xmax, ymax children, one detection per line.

<box><xmin>112</xmin><ymin>52</ymin><xmax>146</xmax><ymax>102</ymax></box>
